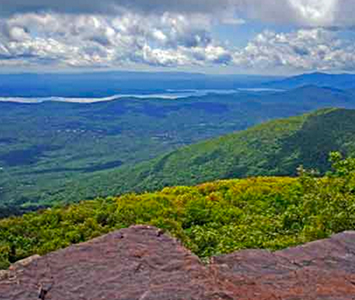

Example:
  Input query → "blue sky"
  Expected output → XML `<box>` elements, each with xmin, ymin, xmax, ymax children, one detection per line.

<box><xmin>0</xmin><ymin>0</ymin><xmax>355</xmax><ymax>75</ymax></box>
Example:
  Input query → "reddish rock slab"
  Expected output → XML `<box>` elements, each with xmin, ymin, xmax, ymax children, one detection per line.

<box><xmin>0</xmin><ymin>226</ymin><xmax>232</xmax><ymax>300</ymax></box>
<box><xmin>212</xmin><ymin>231</ymin><xmax>355</xmax><ymax>300</ymax></box>
<box><xmin>1</xmin><ymin>227</ymin><xmax>355</xmax><ymax>300</ymax></box>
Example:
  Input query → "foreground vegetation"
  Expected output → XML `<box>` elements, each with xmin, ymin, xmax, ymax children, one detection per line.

<box><xmin>1</xmin><ymin>152</ymin><xmax>355</xmax><ymax>269</ymax></box>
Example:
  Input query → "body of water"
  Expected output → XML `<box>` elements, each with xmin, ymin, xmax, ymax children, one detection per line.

<box><xmin>0</xmin><ymin>88</ymin><xmax>283</xmax><ymax>104</ymax></box>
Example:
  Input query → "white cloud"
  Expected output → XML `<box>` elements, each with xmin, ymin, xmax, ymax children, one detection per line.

<box><xmin>233</xmin><ymin>28</ymin><xmax>355</xmax><ymax>72</ymax></box>
<box><xmin>0</xmin><ymin>12</ymin><xmax>231</xmax><ymax>68</ymax></box>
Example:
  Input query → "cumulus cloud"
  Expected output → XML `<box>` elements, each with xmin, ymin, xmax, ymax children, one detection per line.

<box><xmin>233</xmin><ymin>28</ymin><xmax>355</xmax><ymax>72</ymax></box>
<box><xmin>0</xmin><ymin>12</ymin><xmax>232</xmax><ymax>68</ymax></box>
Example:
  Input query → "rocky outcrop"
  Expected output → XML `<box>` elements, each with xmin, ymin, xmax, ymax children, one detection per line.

<box><xmin>1</xmin><ymin>226</ymin><xmax>355</xmax><ymax>300</ymax></box>
<box><xmin>213</xmin><ymin>231</ymin><xmax>355</xmax><ymax>299</ymax></box>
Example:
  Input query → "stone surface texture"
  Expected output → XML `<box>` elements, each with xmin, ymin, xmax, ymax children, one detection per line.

<box><xmin>1</xmin><ymin>226</ymin><xmax>355</xmax><ymax>300</ymax></box>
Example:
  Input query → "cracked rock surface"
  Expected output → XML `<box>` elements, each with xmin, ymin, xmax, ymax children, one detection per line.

<box><xmin>1</xmin><ymin>226</ymin><xmax>355</xmax><ymax>300</ymax></box>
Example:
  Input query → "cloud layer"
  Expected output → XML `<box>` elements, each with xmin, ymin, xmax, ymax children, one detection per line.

<box><xmin>0</xmin><ymin>1</ymin><xmax>355</xmax><ymax>73</ymax></box>
<box><xmin>1</xmin><ymin>0</ymin><xmax>355</xmax><ymax>27</ymax></box>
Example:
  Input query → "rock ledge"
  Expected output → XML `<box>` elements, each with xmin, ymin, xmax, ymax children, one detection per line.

<box><xmin>1</xmin><ymin>226</ymin><xmax>355</xmax><ymax>300</ymax></box>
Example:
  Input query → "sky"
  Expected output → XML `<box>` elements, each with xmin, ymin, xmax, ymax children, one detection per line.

<box><xmin>1</xmin><ymin>0</ymin><xmax>355</xmax><ymax>75</ymax></box>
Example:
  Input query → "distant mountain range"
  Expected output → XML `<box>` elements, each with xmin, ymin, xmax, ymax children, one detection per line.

<box><xmin>264</xmin><ymin>72</ymin><xmax>355</xmax><ymax>90</ymax></box>
<box><xmin>0</xmin><ymin>72</ymin><xmax>278</xmax><ymax>98</ymax></box>
<box><xmin>1</xmin><ymin>71</ymin><xmax>355</xmax><ymax>98</ymax></box>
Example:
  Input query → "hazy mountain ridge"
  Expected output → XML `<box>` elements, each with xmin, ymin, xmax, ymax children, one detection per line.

<box><xmin>1</xmin><ymin>71</ymin><xmax>355</xmax><ymax>98</ymax></box>
<box><xmin>263</xmin><ymin>72</ymin><xmax>355</xmax><ymax>90</ymax></box>
<box><xmin>0</xmin><ymin>72</ymin><xmax>279</xmax><ymax>98</ymax></box>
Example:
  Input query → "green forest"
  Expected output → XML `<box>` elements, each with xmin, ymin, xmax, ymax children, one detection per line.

<box><xmin>1</xmin><ymin>152</ymin><xmax>355</xmax><ymax>270</ymax></box>
<box><xmin>37</xmin><ymin>108</ymin><xmax>355</xmax><ymax>205</ymax></box>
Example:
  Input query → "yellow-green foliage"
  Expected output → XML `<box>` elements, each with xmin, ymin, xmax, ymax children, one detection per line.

<box><xmin>1</xmin><ymin>153</ymin><xmax>355</xmax><ymax>269</ymax></box>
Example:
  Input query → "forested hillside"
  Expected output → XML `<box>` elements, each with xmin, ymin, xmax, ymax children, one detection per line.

<box><xmin>1</xmin><ymin>153</ymin><xmax>355</xmax><ymax>270</ymax></box>
<box><xmin>128</xmin><ymin>108</ymin><xmax>355</xmax><ymax>187</ymax></box>
<box><xmin>45</xmin><ymin>108</ymin><xmax>355</xmax><ymax>204</ymax></box>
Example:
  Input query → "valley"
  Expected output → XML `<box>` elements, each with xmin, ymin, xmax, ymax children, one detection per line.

<box><xmin>2</xmin><ymin>82</ymin><xmax>355</xmax><ymax>210</ymax></box>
